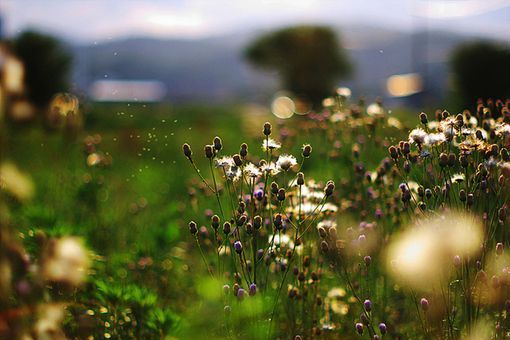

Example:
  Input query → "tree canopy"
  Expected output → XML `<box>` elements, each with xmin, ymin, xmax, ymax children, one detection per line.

<box><xmin>451</xmin><ymin>41</ymin><xmax>510</xmax><ymax>107</ymax></box>
<box><xmin>245</xmin><ymin>26</ymin><xmax>352</xmax><ymax>106</ymax></box>
<box><xmin>12</xmin><ymin>30</ymin><xmax>72</xmax><ymax>108</ymax></box>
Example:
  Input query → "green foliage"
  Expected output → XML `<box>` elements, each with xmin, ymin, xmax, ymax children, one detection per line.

<box><xmin>245</xmin><ymin>26</ymin><xmax>352</xmax><ymax>105</ymax></box>
<box><xmin>12</xmin><ymin>30</ymin><xmax>72</xmax><ymax>107</ymax></box>
<box><xmin>451</xmin><ymin>41</ymin><xmax>510</xmax><ymax>107</ymax></box>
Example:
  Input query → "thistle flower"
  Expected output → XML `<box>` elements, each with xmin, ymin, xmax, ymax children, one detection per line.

<box><xmin>215</xmin><ymin>156</ymin><xmax>234</xmax><ymax>169</ymax></box>
<box><xmin>262</xmin><ymin>138</ymin><xmax>281</xmax><ymax>152</ymax></box>
<box><xmin>243</xmin><ymin>162</ymin><xmax>261</xmax><ymax>178</ymax></box>
<box><xmin>409</xmin><ymin>128</ymin><xmax>427</xmax><ymax>145</ymax></box>
<box><xmin>182</xmin><ymin>143</ymin><xmax>192</xmax><ymax>159</ymax></box>
<box><xmin>420</xmin><ymin>298</ymin><xmax>429</xmax><ymax>311</ymax></box>
<box><xmin>260</xmin><ymin>162</ymin><xmax>280</xmax><ymax>176</ymax></box>
<box><xmin>41</xmin><ymin>237</ymin><xmax>90</xmax><ymax>286</ymax></box>
<box><xmin>234</xmin><ymin>241</ymin><xmax>243</xmax><ymax>254</ymax></box>
<box><xmin>189</xmin><ymin>221</ymin><xmax>198</xmax><ymax>235</ymax></box>
<box><xmin>355</xmin><ymin>322</ymin><xmax>364</xmax><ymax>335</ymax></box>
<box><xmin>225</xmin><ymin>166</ymin><xmax>241</xmax><ymax>181</ymax></box>
<box><xmin>276</xmin><ymin>154</ymin><xmax>297</xmax><ymax>171</ymax></box>
<box><xmin>302</xmin><ymin>144</ymin><xmax>312</xmax><ymax>158</ymax></box>
<box><xmin>364</xmin><ymin>299</ymin><xmax>372</xmax><ymax>312</ymax></box>
<box><xmin>249</xmin><ymin>283</ymin><xmax>257</xmax><ymax>296</ymax></box>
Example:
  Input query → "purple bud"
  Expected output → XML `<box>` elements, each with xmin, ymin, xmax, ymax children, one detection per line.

<box><xmin>237</xmin><ymin>288</ymin><xmax>245</xmax><ymax>300</ymax></box>
<box><xmin>364</xmin><ymin>299</ymin><xmax>372</xmax><ymax>312</ymax></box>
<box><xmin>420</xmin><ymin>298</ymin><xmax>429</xmax><ymax>311</ymax></box>
<box><xmin>189</xmin><ymin>221</ymin><xmax>198</xmax><ymax>235</ymax></box>
<box><xmin>364</xmin><ymin>255</ymin><xmax>372</xmax><ymax>266</ymax></box>
<box><xmin>234</xmin><ymin>241</ymin><xmax>243</xmax><ymax>254</ymax></box>
<box><xmin>223</xmin><ymin>284</ymin><xmax>230</xmax><ymax>294</ymax></box>
<box><xmin>379</xmin><ymin>322</ymin><xmax>387</xmax><ymax>334</ymax></box>
<box><xmin>254</xmin><ymin>189</ymin><xmax>264</xmax><ymax>201</ymax></box>
<box><xmin>355</xmin><ymin>322</ymin><xmax>364</xmax><ymax>335</ymax></box>
<box><xmin>358</xmin><ymin>234</ymin><xmax>367</xmax><ymax>244</ymax></box>
<box><xmin>249</xmin><ymin>283</ymin><xmax>257</xmax><ymax>296</ymax></box>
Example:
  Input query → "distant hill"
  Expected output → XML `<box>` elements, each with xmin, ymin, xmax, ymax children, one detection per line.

<box><xmin>70</xmin><ymin>26</ymin><xmax>505</xmax><ymax>105</ymax></box>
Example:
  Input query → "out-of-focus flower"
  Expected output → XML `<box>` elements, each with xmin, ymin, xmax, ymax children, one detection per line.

<box><xmin>33</xmin><ymin>303</ymin><xmax>66</xmax><ymax>339</ymax></box>
<box><xmin>409</xmin><ymin>128</ymin><xmax>427</xmax><ymax>145</ymax></box>
<box><xmin>276</xmin><ymin>154</ymin><xmax>297</xmax><ymax>172</ymax></box>
<box><xmin>262</xmin><ymin>138</ymin><xmax>281</xmax><ymax>152</ymax></box>
<box><xmin>387</xmin><ymin>211</ymin><xmax>482</xmax><ymax>290</ymax></box>
<box><xmin>215</xmin><ymin>156</ymin><xmax>234</xmax><ymax>169</ymax></box>
<box><xmin>366</xmin><ymin>103</ymin><xmax>384</xmax><ymax>117</ymax></box>
<box><xmin>41</xmin><ymin>237</ymin><xmax>90</xmax><ymax>286</ymax></box>
<box><xmin>336</xmin><ymin>87</ymin><xmax>352</xmax><ymax>98</ymax></box>
<box><xmin>0</xmin><ymin>162</ymin><xmax>35</xmax><ymax>202</ymax></box>
<box><xmin>243</xmin><ymin>162</ymin><xmax>261</xmax><ymax>178</ymax></box>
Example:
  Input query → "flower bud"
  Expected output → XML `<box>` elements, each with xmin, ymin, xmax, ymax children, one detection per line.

<box><xmin>263</xmin><ymin>122</ymin><xmax>272</xmax><ymax>136</ymax></box>
<box><xmin>419</xmin><ymin>112</ymin><xmax>428</xmax><ymax>124</ymax></box>
<box><xmin>277</xmin><ymin>188</ymin><xmax>286</xmax><ymax>201</ymax></box>
<box><xmin>183</xmin><ymin>143</ymin><xmax>192</xmax><ymax>159</ymax></box>
<box><xmin>420</xmin><ymin>298</ymin><xmax>429</xmax><ymax>311</ymax></box>
<box><xmin>223</xmin><ymin>222</ymin><xmax>231</xmax><ymax>235</ymax></box>
<box><xmin>297</xmin><ymin>172</ymin><xmax>305</xmax><ymax>186</ymax></box>
<box><xmin>240</xmin><ymin>143</ymin><xmax>248</xmax><ymax>158</ymax></box>
<box><xmin>233</xmin><ymin>154</ymin><xmax>243</xmax><ymax>166</ymax></box>
<box><xmin>234</xmin><ymin>241</ymin><xmax>243</xmax><ymax>254</ymax></box>
<box><xmin>253</xmin><ymin>215</ymin><xmax>262</xmax><ymax>229</ymax></box>
<box><xmin>204</xmin><ymin>145</ymin><xmax>214</xmax><ymax>158</ymax></box>
<box><xmin>213</xmin><ymin>136</ymin><xmax>222</xmax><ymax>151</ymax></box>
<box><xmin>302</xmin><ymin>144</ymin><xmax>312</xmax><ymax>158</ymax></box>
<box><xmin>189</xmin><ymin>221</ymin><xmax>198</xmax><ymax>235</ymax></box>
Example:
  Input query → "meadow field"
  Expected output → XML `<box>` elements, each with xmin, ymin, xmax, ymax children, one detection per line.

<box><xmin>3</xmin><ymin>96</ymin><xmax>510</xmax><ymax>339</ymax></box>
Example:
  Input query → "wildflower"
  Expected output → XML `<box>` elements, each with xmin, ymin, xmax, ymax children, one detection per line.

<box><xmin>189</xmin><ymin>221</ymin><xmax>198</xmax><ymax>235</ymax></box>
<box><xmin>225</xmin><ymin>166</ymin><xmax>241</xmax><ymax>181</ymax></box>
<box><xmin>297</xmin><ymin>172</ymin><xmax>305</xmax><ymax>186</ymax></box>
<box><xmin>419</xmin><ymin>112</ymin><xmax>428</xmax><ymax>124</ymax></box>
<box><xmin>182</xmin><ymin>143</ymin><xmax>192</xmax><ymax>159</ymax></box>
<box><xmin>495</xmin><ymin>123</ymin><xmax>510</xmax><ymax>137</ymax></box>
<box><xmin>451</xmin><ymin>173</ymin><xmax>465</xmax><ymax>183</ymax></box>
<box><xmin>324</xmin><ymin>180</ymin><xmax>335</xmax><ymax>197</ymax></box>
<box><xmin>424</xmin><ymin>132</ymin><xmax>446</xmax><ymax>146</ymax></box>
<box><xmin>215</xmin><ymin>156</ymin><xmax>234</xmax><ymax>169</ymax></box>
<box><xmin>367</xmin><ymin>103</ymin><xmax>384</xmax><ymax>117</ymax></box>
<box><xmin>261</xmin><ymin>139</ymin><xmax>279</xmax><ymax>156</ymax></box>
<box><xmin>260</xmin><ymin>162</ymin><xmax>280</xmax><ymax>176</ymax></box>
<box><xmin>243</xmin><ymin>162</ymin><xmax>261</xmax><ymax>178</ymax></box>
<box><xmin>336</xmin><ymin>87</ymin><xmax>352</xmax><ymax>97</ymax></box>
<box><xmin>263</xmin><ymin>122</ymin><xmax>272</xmax><ymax>136</ymax></box>
<box><xmin>233</xmin><ymin>154</ymin><xmax>243</xmax><ymax>166</ymax></box>
<box><xmin>211</xmin><ymin>215</ymin><xmax>220</xmax><ymax>230</ymax></box>
<box><xmin>213</xmin><ymin>136</ymin><xmax>222</xmax><ymax>151</ymax></box>
<box><xmin>364</xmin><ymin>255</ymin><xmax>372</xmax><ymax>266</ymax></box>
<box><xmin>249</xmin><ymin>283</ymin><xmax>257</xmax><ymax>296</ymax></box>
<box><xmin>496</xmin><ymin>242</ymin><xmax>504</xmax><ymax>255</ymax></box>
<box><xmin>240</xmin><ymin>143</ymin><xmax>248</xmax><ymax>158</ymax></box>
<box><xmin>420</xmin><ymin>298</ymin><xmax>429</xmax><ymax>311</ymax></box>
<box><xmin>204</xmin><ymin>145</ymin><xmax>214</xmax><ymax>158</ymax></box>
<box><xmin>409</xmin><ymin>128</ymin><xmax>427</xmax><ymax>145</ymax></box>
<box><xmin>42</xmin><ymin>237</ymin><xmax>90</xmax><ymax>286</ymax></box>
<box><xmin>355</xmin><ymin>322</ymin><xmax>364</xmax><ymax>335</ymax></box>
<box><xmin>364</xmin><ymin>299</ymin><xmax>372</xmax><ymax>312</ymax></box>
<box><xmin>237</xmin><ymin>288</ymin><xmax>246</xmax><ymax>300</ymax></box>
<box><xmin>276</xmin><ymin>154</ymin><xmax>297</xmax><ymax>172</ymax></box>
<box><xmin>234</xmin><ymin>241</ymin><xmax>243</xmax><ymax>254</ymax></box>
<box><xmin>302</xmin><ymin>144</ymin><xmax>312</xmax><ymax>158</ymax></box>
<box><xmin>379</xmin><ymin>323</ymin><xmax>387</xmax><ymax>335</ymax></box>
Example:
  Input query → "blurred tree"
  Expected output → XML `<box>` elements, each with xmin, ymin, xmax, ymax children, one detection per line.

<box><xmin>245</xmin><ymin>26</ymin><xmax>351</xmax><ymax>106</ymax></box>
<box><xmin>451</xmin><ymin>41</ymin><xmax>510</xmax><ymax>106</ymax></box>
<box><xmin>11</xmin><ymin>30</ymin><xmax>72</xmax><ymax>108</ymax></box>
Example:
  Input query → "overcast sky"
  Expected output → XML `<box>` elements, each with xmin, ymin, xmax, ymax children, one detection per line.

<box><xmin>1</xmin><ymin>0</ymin><xmax>510</xmax><ymax>43</ymax></box>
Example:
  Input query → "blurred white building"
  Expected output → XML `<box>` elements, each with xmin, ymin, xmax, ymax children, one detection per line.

<box><xmin>89</xmin><ymin>80</ymin><xmax>166</xmax><ymax>102</ymax></box>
